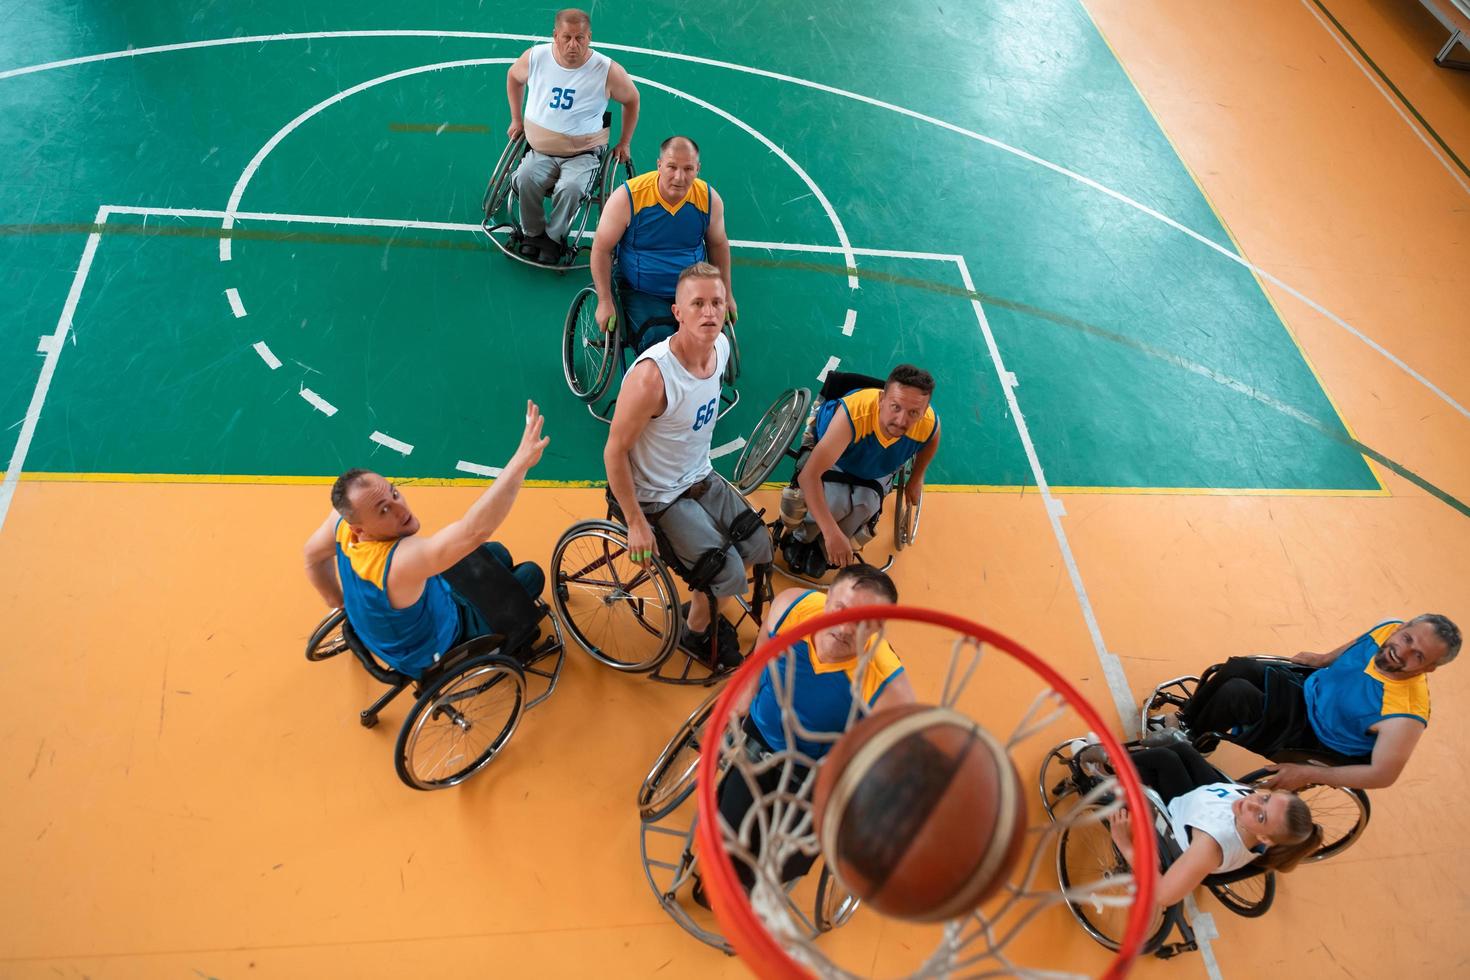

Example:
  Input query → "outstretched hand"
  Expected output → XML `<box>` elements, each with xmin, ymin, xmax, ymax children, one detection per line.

<box><xmin>1108</xmin><ymin>806</ymin><xmax>1136</xmax><ymax>863</ymax></box>
<box><xmin>513</xmin><ymin>400</ymin><xmax>550</xmax><ymax>469</ymax></box>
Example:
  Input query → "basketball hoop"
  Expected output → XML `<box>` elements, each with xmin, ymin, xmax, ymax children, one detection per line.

<box><xmin>694</xmin><ymin>604</ymin><xmax>1156</xmax><ymax>979</ymax></box>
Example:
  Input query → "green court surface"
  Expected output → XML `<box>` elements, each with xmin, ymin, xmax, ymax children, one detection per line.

<box><xmin>0</xmin><ymin>0</ymin><xmax>1380</xmax><ymax>492</ymax></box>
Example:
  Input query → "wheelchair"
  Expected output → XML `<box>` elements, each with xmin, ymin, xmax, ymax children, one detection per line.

<box><xmin>480</xmin><ymin>120</ymin><xmax>635</xmax><ymax>271</ymax></box>
<box><xmin>562</xmin><ymin>274</ymin><xmax>742</xmax><ymax>423</ymax></box>
<box><xmin>550</xmin><ymin>482</ymin><xmax>775</xmax><ymax>686</ymax></box>
<box><xmin>1039</xmin><ymin>737</ymin><xmax>1285</xmax><ymax>960</ymax></box>
<box><xmin>731</xmin><ymin>370</ymin><xmax>925</xmax><ymax>589</ymax></box>
<box><xmin>303</xmin><ymin>552</ymin><xmax>565</xmax><ymax>790</ymax></box>
<box><xmin>1139</xmin><ymin>657</ymin><xmax>1372</xmax><ymax>862</ymax></box>
<box><xmin>637</xmin><ymin>689</ymin><xmax>858</xmax><ymax>952</ymax></box>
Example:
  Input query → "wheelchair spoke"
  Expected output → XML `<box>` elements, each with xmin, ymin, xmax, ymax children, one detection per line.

<box><xmin>555</xmin><ymin>527</ymin><xmax>678</xmax><ymax>672</ymax></box>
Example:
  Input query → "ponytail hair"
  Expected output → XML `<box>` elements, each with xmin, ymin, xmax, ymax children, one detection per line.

<box><xmin>1257</xmin><ymin>794</ymin><xmax>1321</xmax><ymax>873</ymax></box>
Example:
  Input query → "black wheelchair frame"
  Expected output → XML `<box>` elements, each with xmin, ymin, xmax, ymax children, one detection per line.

<box><xmin>1141</xmin><ymin>657</ymin><xmax>1373</xmax><ymax>862</ymax></box>
<box><xmin>1039</xmin><ymin>739</ymin><xmax>1281</xmax><ymax>960</ymax></box>
<box><xmin>480</xmin><ymin>118</ymin><xmax>635</xmax><ymax>271</ymax></box>
<box><xmin>304</xmin><ymin>553</ymin><xmax>565</xmax><ymax>790</ymax></box>
<box><xmin>636</xmin><ymin>689</ymin><xmax>858</xmax><ymax>952</ymax></box>
<box><xmin>550</xmin><ymin>484</ymin><xmax>775</xmax><ymax>686</ymax></box>
<box><xmin>732</xmin><ymin>370</ymin><xmax>925</xmax><ymax>589</ymax></box>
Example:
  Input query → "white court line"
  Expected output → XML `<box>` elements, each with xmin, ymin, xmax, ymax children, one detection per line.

<box><xmin>455</xmin><ymin>460</ymin><xmax>502</xmax><ymax>477</ymax></box>
<box><xmin>299</xmin><ymin>387</ymin><xmax>337</xmax><ymax>416</ymax></box>
<box><xmin>23</xmin><ymin>29</ymin><xmax>1449</xmax><ymax>419</ymax></box>
<box><xmin>817</xmin><ymin>356</ymin><xmax>841</xmax><ymax>382</ymax></box>
<box><xmin>252</xmin><ymin>341</ymin><xmax>282</xmax><ymax>369</ymax></box>
<box><xmin>225</xmin><ymin>287</ymin><xmax>247</xmax><ymax>318</ymax></box>
<box><xmin>0</xmin><ymin>205</ymin><xmax>110</xmax><ymax>533</ymax></box>
<box><xmin>369</xmin><ymin>430</ymin><xmax>413</xmax><ymax>455</ymax></box>
<box><xmin>709</xmin><ymin>437</ymin><xmax>746</xmax><ymax>460</ymax></box>
<box><xmin>36</xmin><ymin>336</ymin><xmax>57</xmax><ymax>353</ymax></box>
<box><xmin>1298</xmin><ymin>0</ymin><xmax>1470</xmax><ymax>197</ymax></box>
<box><xmin>954</xmin><ymin>256</ymin><xmax>1135</xmax><ymax>733</ymax></box>
<box><xmin>840</xmin><ymin>309</ymin><xmax>857</xmax><ymax>336</ymax></box>
<box><xmin>100</xmin><ymin>205</ymin><xmax>955</xmax><ymax>261</ymax></box>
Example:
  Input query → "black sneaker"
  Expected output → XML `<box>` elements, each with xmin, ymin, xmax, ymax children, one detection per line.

<box><xmin>691</xmin><ymin>874</ymin><xmax>711</xmax><ymax>910</ymax></box>
<box><xmin>678</xmin><ymin>604</ymin><xmax>742</xmax><ymax>671</ymax></box>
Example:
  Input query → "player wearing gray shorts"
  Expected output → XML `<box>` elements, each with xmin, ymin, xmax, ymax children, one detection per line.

<box><xmin>603</xmin><ymin>261</ymin><xmax>771</xmax><ymax>668</ymax></box>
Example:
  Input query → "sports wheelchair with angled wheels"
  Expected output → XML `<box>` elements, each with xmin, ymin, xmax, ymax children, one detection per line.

<box><xmin>480</xmin><ymin>122</ymin><xmax>635</xmax><ymax>270</ymax></box>
<box><xmin>1040</xmin><ymin>738</ymin><xmax>1281</xmax><ymax>960</ymax></box>
<box><xmin>562</xmin><ymin>276</ymin><xmax>743</xmax><ymax>422</ymax></box>
<box><xmin>550</xmin><ymin>482</ymin><xmax>775</xmax><ymax>686</ymax></box>
<box><xmin>1140</xmin><ymin>657</ymin><xmax>1372</xmax><ymax>862</ymax></box>
<box><xmin>637</xmin><ymin>689</ymin><xmax>858</xmax><ymax>952</ymax></box>
<box><xmin>304</xmin><ymin>551</ymin><xmax>565</xmax><ymax>790</ymax></box>
<box><xmin>732</xmin><ymin>370</ymin><xmax>926</xmax><ymax>589</ymax></box>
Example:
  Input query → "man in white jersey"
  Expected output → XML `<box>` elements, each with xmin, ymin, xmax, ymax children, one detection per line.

<box><xmin>506</xmin><ymin>8</ymin><xmax>640</xmax><ymax>264</ymax></box>
<box><xmin>604</xmin><ymin>262</ymin><xmax>773</xmax><ymax>668</ymax></box>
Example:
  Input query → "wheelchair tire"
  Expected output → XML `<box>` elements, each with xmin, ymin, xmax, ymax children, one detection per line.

<box><xmin>1056</xmin><ymin>804</ymin><xmax>1173</xmax><ymax>954</ymax></box>
<box><xmin>1205</xmin><ymin>869</ymin><xmax>1275</xmax><ymax>918</ymax></box>
<box><xmin>638</xmin><ymin>689</ymin><xmax>720</xmax><ymax>823</ymax></box>
<box><xmin>551</xmin><ymin>520</ymin><xmax>681</xmax><ymax>673</ymax></box>
<box><xmin>893</xmin><ymin>459</ymin><xmax>923</xmax><ymax>551</ymax></box>
<box><xmin>732</xmin><ymin>387</ymin><xmax>813</xmax><ymax>495</ymax></box>
<box><xmin>813</xmin><ymin>861</ymin><xmax>860</xmax><ymax>933</ymax></box>
<box><xmin>305</xmin><ymin>608</ymin><xmax>349</xmax><ymax>661</ymax></box>
<box><xmin>721</xmin><ymin>317</ymin><xmax>741</xmax><ymax>387</ymax></box>
<box><xmin>1241</xmin><ymin>768</ymin><xmax>1370</xmax><ymax>862</ymax></box>
<box><xmin>394</xmin><ymin>653</ymin><xmax>526</xmax><ymax>790</ymax></box>
<box><xmin>482</xmin><ymin>136</ymin><xmax>527</xmax><ymax>222</ymax></box>
<box><xmin>563</xmin><ymin>285</ymin><xmax>617</xmax><ymax>402</ymax></box>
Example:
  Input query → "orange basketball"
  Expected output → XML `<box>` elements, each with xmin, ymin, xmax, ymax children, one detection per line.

<box><xmin>812</xmin><ymin>704</ymin><xmax>1027</xmax><ymax>922</ymax></box>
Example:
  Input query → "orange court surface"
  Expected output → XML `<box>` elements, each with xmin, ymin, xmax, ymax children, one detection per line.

<box><xmin>2</xmin><ymin>1</ymin><xmax>1468</xmax><ymax>978</ymax></box>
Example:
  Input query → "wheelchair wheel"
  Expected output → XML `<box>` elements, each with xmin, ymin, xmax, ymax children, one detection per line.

<box><xmin>813</xmin><ymin>861</ymin><xmax>859</xmax><ymax>933</ymax></box>
<box><xmin>1056</xmin><ymin>804</ymin><xmax>1171</xmax><ymax>953</ymax></box>
<box><xmin>1205</xmin><ymin>870</ymin><xmax>1275</xmax><ymax>918</ymax></box>
<box><xmin>732</xmin><ymin>387</ymin><xmax>813</xmax><ymax>495</ymax></box>
<box><xmin>638</xmin><ymin>689</ymin><xmax>720</xmax><ymax>823</ymax></box>
<box><xmin>552</xmin><ymin>520</ymin><xmax>681</xmax><ymax>673</ymax></box>
<box><xmin>394</xmin><ymin>653</ymin><xmax>526</xmax><ymax>790</ymax></box>
<box><xmin>721</xmin><ymin>317</ymin><xmax>741</xmax><ymax>386</ymax></box>
<box><xmin>482</xmin><ymin>136</ymin><xmax>527</xmax><ymax>223</ymax></box>
<box><xmin>1242</xmin><ymin>768</ymin><xmax>1370</xmax><ymax>862</ymax></box>
<box><xmin>305</xmin><ymin>608</ymin><xmax>348</xmax><ymax>661</ymax></box>
<box><xmin>563</xmin><ymin>285</ymin><xmax>617</xmax><ymax>402</ymax></box>
<box><xmin>892</xmin><ymin>460</ymin><xmax>923</xmax><ymax>551</ymax></box>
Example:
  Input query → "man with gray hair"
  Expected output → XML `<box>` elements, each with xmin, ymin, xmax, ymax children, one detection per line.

<box><xmin>1172</xmin><ymin>614</ymin><xmax>1461</xmax><ymax>791</ymax></box>
<box><xmin>505</xmin><ymin>8</ymin><xmax>640</xmax><ymax>264</ymax></box>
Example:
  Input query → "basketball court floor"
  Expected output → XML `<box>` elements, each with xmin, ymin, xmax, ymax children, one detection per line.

<box><xmin>1</xmin><ymin>0</ymin><xmax>1466</xmax><ymax>975</ymax></box>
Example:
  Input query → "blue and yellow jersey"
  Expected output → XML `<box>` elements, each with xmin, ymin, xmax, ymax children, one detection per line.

<box><xmin>749</xmin><ymin>591</ymin><xmax>906</xmax><ymax>759</ymax></box>
<box><xmin>334</xmin><ymin>519</ymin><xmax>459</xmax><ymax>678</ymax></box>
<box><xmin>1305</xmin><ymin>620</ymin><xmax>1431</xmax><ymax>757</ymax></box>
<box><xmin>615</xmin><ymin>170</ymin><xmax>711</xmax><ymax>299</ymax></box>
<box><xmin>812</xmin><ymin>386</ymin><xmax>938</xmax><ymax>481</ymax></box>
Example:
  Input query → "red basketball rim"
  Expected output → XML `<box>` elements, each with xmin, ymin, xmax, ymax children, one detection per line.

<box><xmin>693</xmin><ymin>603</ymin><xmax>1156</xmax><ymax>980</ymax></box>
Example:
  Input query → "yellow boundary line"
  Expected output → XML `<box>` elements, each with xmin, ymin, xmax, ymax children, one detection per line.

<box><xmin>0</xmin><ymin>471</ymin><xmax>1390</xmax><ymax>498</ymax></box>
<box><xmin>1077</xmin><ymin>0</ymin><xmax>1388</xmax><ymax>496</ymax></box>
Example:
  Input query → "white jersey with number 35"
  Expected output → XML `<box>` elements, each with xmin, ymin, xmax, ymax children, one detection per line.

<box><xmin>524</xmin><ymin>44</ymin><xmax>611</xmax><ymax>137</ymax></box>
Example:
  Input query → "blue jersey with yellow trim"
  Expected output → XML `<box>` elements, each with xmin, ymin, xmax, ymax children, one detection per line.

<box><xmin>615</xmin><ymin>170</ymin><xmax>711</xmax><ymax>299</ymax></box>
<box><xmin>334</xmin><ymin>520</ymin><xmax>459</xmax><ymax>677</ymax></box>
<box><xmin>812</xmin><ymin>387</ymin><xmax>938</xmax><ymax>481</ymax></box>
<box><xmin>749</xmin><ymin>591</ymin><xmax>905</xmax><ymax>759</ymax></box>
<box><xmin>1305</xmin><ymin>620</ymin><xmax>1430</xmax><ymax>757</ymax></box>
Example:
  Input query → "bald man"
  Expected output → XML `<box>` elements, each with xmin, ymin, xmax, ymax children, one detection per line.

<box><xmin>590</xmin><ymin>134</ymin><xmax>735</xmax><ymax>353</ymax></box>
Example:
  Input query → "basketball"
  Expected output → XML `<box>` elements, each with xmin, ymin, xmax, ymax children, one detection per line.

<box><xmin>812</xmin><ymin>704</ymin><xmax>1027</xmax><ymax>923</ymax></box>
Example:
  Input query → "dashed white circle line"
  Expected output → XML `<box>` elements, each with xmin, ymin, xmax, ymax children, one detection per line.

<box><xmin>252</xmin><ymin>341</ymin><xmax>282</xmax><ymax>369</ymax></box>
<box><xmin>840</xmin><ymin>309</ymin><xmax>857</xmax><ymax>336</ymax></box>
<box><xmin>369</xmin><ymin>431</ymin><xmax>414</xmax><ymax>455</ymax></box>
<box><xmin>225</xmin><ymin>287</ymin><xmax>247</xmax><ymax>317</ymax></box>
<box><xmin>299</xmin><ymin>387</ymin><xmax>337</xmax><ymax>416</ymax></box>
<box><xmin>455</xmin><ymin>460</ymin><xmax>503</xmax><ymax>478</ymax></box>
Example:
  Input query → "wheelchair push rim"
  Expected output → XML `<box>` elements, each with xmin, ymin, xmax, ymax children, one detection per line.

<box><xmin>563</xmin><ymin>286</ymin><xmax>617</xmax><ymax>402</ymax></box>
<box><xmin>551</xmin><ymin>520</ymin><xmax>681</xmax><ymax>673</ymax></box>
<box><xmin>893</xmin><ymin>459</ymin><xmax>923</xmax><ymax>551</ymax></box>
<box><xmin>394</xmin><ymin>654</ymin><xmax>526</xmax><ymax>790</ymax></box>
<box><xmin>731</xmin><ymin>387</ymin><xmax>812</xmax><ymax>495</ymax></box>
<box><xmin>481</xmin><ymin>135</ymin><xmax>527</xmax><ymax>225</ymax></box>
<box><xmin>638</xmin><ymin>689</ymin><xmax>722</xmax><ymax>823</ymax></box>
<box><xmin>305</xmin><ymin>608</ymin><xmax>349</xmax><ymax>661</ymax></box>
<box><xmin>1205</xmin><ymin>870</ymin><xmax>1275</xmax><ymax>918</ymax></box>
<box><xmin>1241</xmin><ymin>767</ymin><xmax>1371</xmax><ymax>862</ymax></box>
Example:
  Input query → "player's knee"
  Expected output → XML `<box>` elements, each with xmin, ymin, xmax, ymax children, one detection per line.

<box><xmin>709</xmin><ymin>549</ymin><xmax>748</xmax><ymax>597</ymax></box>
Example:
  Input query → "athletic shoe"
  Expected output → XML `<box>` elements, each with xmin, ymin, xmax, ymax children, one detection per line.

<box><xmin>1065</xmin><ymin>732</ymin><xmax>1112</xmax><ymax>779</ymax></box>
